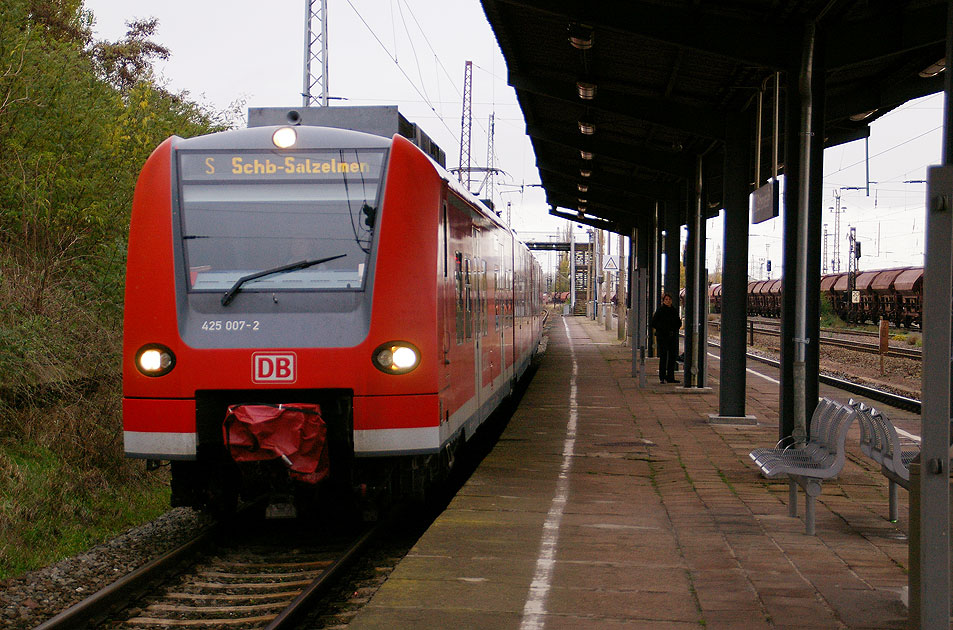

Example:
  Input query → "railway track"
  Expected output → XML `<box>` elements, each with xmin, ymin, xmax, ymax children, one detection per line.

<box><xmin>704</xmin><ymin>336</ymin><xmax>921</xmax><ymax>413</ymax></box>
<box><xmin>36</xmin><ymin>517</ymin><xmax>379</xmax><ymax>630</ymax></box>
<box><xmin>709</xmin><ymin>319</ymin><xmax>922</xmax><ymax>359</ymax></box>
<box><xmin>744</xmin><ymin>350</ymin><xmax>922</xmax><ymax>413</ymax></box>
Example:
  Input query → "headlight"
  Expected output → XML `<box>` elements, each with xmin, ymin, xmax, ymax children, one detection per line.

<box><xmin>372</xmin><ymin>341</ymin><xmax>420</xmax><ymax>375</ymax></box>
<box><xmin>135</xmin><ymin>344</ymin><xmax>176</xmax><ymax>377</ymax></box>
<box><xmin>272</xmin><ymin>126</ymin><xmax>297</xmax><ymax>148</ymax></box>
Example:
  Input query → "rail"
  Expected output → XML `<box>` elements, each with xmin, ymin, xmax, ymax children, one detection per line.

<box><xmin>265</xmin><ymin>526</ymin><xmax>378</xmax><ymax>629</ymax></box>
<box><xmin>34</xmin><ymin>511</ymin><xmax>381</xmax><ymax>630</ymax></box>
<box><xmin>34</xmin><ymin>521</ymin><xmax>221</xmax><ymax>630</ymax></box>
<box><xmin>708</xmin><ymin>319</ymin><xmax>922</xmax><ymax>360</ymax></box>
<box><xmin>740</xmin><ymin>347</ymin><xmax>922</xmax><ymax>413</ymax></box>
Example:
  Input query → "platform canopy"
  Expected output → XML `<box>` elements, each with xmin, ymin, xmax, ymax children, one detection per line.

<box><xmin>480</xmin><ymin>0</ymin><xmax>948</xmax><ymax>233</ymax></box>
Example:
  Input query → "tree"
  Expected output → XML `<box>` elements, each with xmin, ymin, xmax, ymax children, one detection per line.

<box><xmin>89</xmin><ymin>18</ymin><xmax>169</xmax><ymax>93</ymax></box>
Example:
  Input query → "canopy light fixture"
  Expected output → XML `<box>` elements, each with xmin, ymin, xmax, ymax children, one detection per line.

<box><xmin>578</xmin><ymin>119</ymin><xmax>595</xmax><ymax>135</ymax></box>
<box><xmin>568</xmin><ymin>23</ymin><xmax>593</xmax><ymax>50</ymax></box>
<box><xmin>577</xmin><ymin>183</ymin><xmax>589</xmax><ymax>193</ymax></box>
<box><xmin>576</xmin><ymin>81</ymin><xmax>597</xmax><ymax>100</ymax></box>
<box><xmin>919</xmin><ymin>58</ymin><xmax>946</xmax><ymax>78</ymax></box>
<box><xmin>580</xmin><ymin>150</ymin><xmax>594</xmax><ymax>160</ymax></box>
<box><xmin>849</xmin><ymin>109</ymin><xmax>878</xmax><ymax>122</ymax></box>
<box><xmin>578</xmin><ymin>198</ymin><xmax>588</xmax><ymax>205</ymax></box>
<box><xmin>580</xmin><ymin>168</ymin><xmax>591</xmax><ymax>177</ymax></box>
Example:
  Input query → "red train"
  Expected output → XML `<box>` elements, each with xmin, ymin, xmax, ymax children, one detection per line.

<box><xmin>708</xmin><ymin>266</ymin><xmax>923</xmax><ymax>327</ymax></box>
<box><xmin>122</xmin><ymin>114</ymin><xmax>543</xmax><ymax>515</ymax></box>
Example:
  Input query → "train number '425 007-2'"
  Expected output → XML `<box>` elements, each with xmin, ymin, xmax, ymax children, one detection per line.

<box><xmin>201</xmin><ymin>320</ymin><xmax>261</xmax><ymax>332</ymax></box>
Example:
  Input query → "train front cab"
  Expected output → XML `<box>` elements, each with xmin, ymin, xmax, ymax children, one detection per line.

<box><xmin>123</xmin><ymin>127</ymin><xmax>541</xmax><ymax>514</ymax></box>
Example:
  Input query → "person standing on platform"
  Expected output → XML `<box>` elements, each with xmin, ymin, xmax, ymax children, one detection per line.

<box><xmin>651</xmin><ymin>293</ymin><xmax>681</xmax><ymax>383</ymax></box>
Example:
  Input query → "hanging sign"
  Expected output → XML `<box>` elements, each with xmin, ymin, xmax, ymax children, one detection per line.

<box><xmin>751</xmin><ymin>178</ymin><xmax>779</xmax><ymax>224</ymax></box>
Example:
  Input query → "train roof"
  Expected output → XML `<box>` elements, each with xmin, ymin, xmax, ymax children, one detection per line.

<box><xmin>870</xmin><ymin>268</ymin><xmax>908</xmax><ymax>291</ymax></box>
<box><xmin>248</xmin><ymin>105</ymin><xmax>446</xmax><ymax>167</ymax></box>
<box><xmin>894</xmin><ymin>267</ymin><xmax>924</xmax><ymax>291</ymax></box>
<box><xmin>172</xmin><ymin>124</ymin><xmax>392</xmax><ymax>152</ymax></box>
<box><xmin>854</xmin><ymin>270</ymin><xmax>881</xmax><ymax>290</ymax></box>
<box><xmin>820</xmin><ymin>273</ymin><xmax>845</xmax><ymax>291</ymax></box>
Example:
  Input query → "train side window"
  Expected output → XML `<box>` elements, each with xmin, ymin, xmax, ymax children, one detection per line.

<box><xmin>442</xmin><ymin>201</ymin><xmax>449</xmax><ymax>278</ymax></box>
<box><xmin>455</xmin><ymin>252</ymin><xmax>465</xmax><ymax>344</ymax></box>
<box><xmin>481</xmin><ymin>260</ymin><xmax>489</xmax><ymax>336</ymax></box>
<box><xmin>494</xmin><ymin>266</ymin><xmax>501</xmax><ymax>330</ymax></box>
<box><xmin>465</xmin><ymin>258</ymin><xmax>473</xmax><ymax>340</ymax></box>
<box><xmin>472</xmin><ymin>258</ymin><xmax>481</xmax><ymax>339</ymax></box>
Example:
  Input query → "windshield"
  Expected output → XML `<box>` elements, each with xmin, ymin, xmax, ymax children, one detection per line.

<box><xmin>177</xmin><ymin>148</ymin><xmax>386</xmax><ymax>293</ymax></box>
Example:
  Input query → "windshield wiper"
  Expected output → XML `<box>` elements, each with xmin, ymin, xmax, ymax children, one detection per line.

<box><xmin>221</xmin><ymin>254</ymin><xmax>346</xmax><ymax>307</ymax></box>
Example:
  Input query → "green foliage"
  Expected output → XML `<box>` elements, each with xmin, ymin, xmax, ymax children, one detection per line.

<box><xmin>819</xmin><ymin>290</ymin><xmax>840</xmax><ymax>327</ymax></box>
<box><xmin>0</xmin><ymin>440</ymin><xmax>170</xmax><ymax>578</ymax></box>
<box><xmin>555</xmin><ymin>254</ymin><xmax>571</xmax><ymax>293</ymax></box>
<box><xmin>0</xmin><ymin>0</ymin><xmax>232</xmax><ymax>579</ymax></box>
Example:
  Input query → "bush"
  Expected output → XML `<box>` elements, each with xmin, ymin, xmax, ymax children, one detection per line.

<box><xmin>819</xmin><ymin>291</ymin><xmax>840</xmax><ymax>327</ymax></box>
<box><xmin>0</xmin><ymin>0</ymin><xmax>231</xmax><ymax>579</ymax></box>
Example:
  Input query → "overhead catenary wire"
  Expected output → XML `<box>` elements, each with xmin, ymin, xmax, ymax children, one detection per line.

<box><xmin>340</xmin><ymin>0</ymin><xmax>542</xmax><ymax>215</ymax></box>
<box><xmin>824</xmin><ymin>125</ymin><xmax>942</xmax><ymax>178</ymax></box>
<box><xmin>393</xmin><ymin>0</ymin><xmax>500</xmax><ymax>142</ymax></box>
<box><xmin>342</xmin><ymin>0</ymin><xmax>459</xmax><ymax>144</ymax></box>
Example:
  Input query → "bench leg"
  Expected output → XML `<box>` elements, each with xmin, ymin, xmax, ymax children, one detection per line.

<box><xmin>805</xmin><ymin>493</ymin><xmax>816</xmax><ymax>536</ymax></box>
<box><xmin>888</xmin><ymin>480</ymin><xmax>898</xmax><ymax>523</ymax></box>
<box><xmin>788</xmin><ymin>480</ymin><xmax>798</xmax><ymax>517</ymax></box>
<box><xmin>803</xmin><ymin>481</ymin><xmax>821</xmax><ymax>536</ymax></box>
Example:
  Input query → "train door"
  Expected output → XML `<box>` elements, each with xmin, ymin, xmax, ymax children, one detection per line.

<box><xmin>497</xmin><ymin>238</ymin><xmax>507</xmax><ymax>390</ymax></box>
<box><xmin>472</xmin><ymin>226</ymin><xmax>483</xmax><ymax>422</ymax></box>
<box><xmin>480</xmin><ymin>257</ymin><xmax>494</xmax><ymax>393</ymax></box>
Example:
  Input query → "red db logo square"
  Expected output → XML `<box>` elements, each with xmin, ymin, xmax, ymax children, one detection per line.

<box><xmin>252</xmin><ymin>352</ymin><xmax>297</xmax><ymax>383</ymax></box>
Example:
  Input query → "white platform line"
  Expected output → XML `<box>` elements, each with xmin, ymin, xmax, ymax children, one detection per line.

<box><xmin>520</xmin><ymin>318</ymin><xmax>577</xmax><ymax>630</ymax></box>
<box><xmin>707</xmin><ymin>351</ymin><xmax>780</xmax><ymax>384</ymax></box>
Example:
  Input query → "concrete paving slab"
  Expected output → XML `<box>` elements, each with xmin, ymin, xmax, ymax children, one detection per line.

<box><xmin>347</xmin><ymin>314</ymin><xmax>913</xmax><ymax>629</ymax></box>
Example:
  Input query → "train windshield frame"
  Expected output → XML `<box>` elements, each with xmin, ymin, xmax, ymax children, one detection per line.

<box><xmin>176</xmin><ymin>147</ymin><xmax>387</xmax><ymax>295</ymax></box>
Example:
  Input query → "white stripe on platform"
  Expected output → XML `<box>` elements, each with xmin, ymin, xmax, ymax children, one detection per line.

<box><xmin>708</xmin><ymin>351</ymin><xmax>924</xmax><ymax>443</ymax></box>
<box><xmin>520</xmin><ymin>318</ymin><xmax>577</xmax><ymax>630</ymax></box>
<box><xmin>707</xmin><ymin>350</ymin><xmax>780</xmax><ymax>384</ymax></box>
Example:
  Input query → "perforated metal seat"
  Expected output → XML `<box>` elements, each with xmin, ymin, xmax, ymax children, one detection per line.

<box><xmin>749</xmin><ymin>398</ymin><xmax>856</xmax><ymax>535</ymax></box>
<box><xmin>849</xmin><ymin>399</ymin><xmax>921</xmax><ymax>522</ymax></box>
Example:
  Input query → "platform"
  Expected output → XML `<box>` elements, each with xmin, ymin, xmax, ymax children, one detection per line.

<box><xmin>349</xmin><ymin>314</ymin><xmax>910</xmax><ymax>629</ymax></box>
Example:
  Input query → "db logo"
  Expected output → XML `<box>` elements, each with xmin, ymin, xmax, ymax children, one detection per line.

<box><xmin>252</xmin><ymin>352</ymin><xmax>297</xmax><ymax>383</ymax></box>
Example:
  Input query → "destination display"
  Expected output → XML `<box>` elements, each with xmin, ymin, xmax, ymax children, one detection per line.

<box><xmin>179</xmin><ymin>150</ymin><xmax>386</xmax><ymax>181</ymax></box>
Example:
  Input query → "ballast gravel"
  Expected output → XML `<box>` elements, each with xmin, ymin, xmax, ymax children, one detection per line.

<box><xmin>0</xmin><ymin>507</ymin><xmax>213</xmax><ymax>629</ymax></box>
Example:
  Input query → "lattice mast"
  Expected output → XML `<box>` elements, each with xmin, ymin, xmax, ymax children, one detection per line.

<box><xmin>458</xmin><ymin>60</ymin><xmax>473</xmax><ymax>191</ymax></box>
<box><xmin>831</xmin><ymin>190</ymin><xmax>844</xmax><ymax>273</ymax></box>
<box><xmin>302</xmin><ymin>0</ymin><xmax>329</xmax><ymax>107</ymax></box>
<box><xmin>485</xmin><ymin>113</ymin><xmax>495</xmax><ymax>203</ymax></box>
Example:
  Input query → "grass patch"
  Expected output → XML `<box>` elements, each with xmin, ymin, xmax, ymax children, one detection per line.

<box><xmin>819</xmin><ymin>291</ymin><xmax>844</xmax><ymax>328</ymax></box>
<box><xmin>0</xmin><ymin>441</ymin><xmax>169</xmax><ymax>579</ymax></box>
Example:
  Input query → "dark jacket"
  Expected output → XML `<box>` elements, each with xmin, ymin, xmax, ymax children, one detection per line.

<box><xmin>651</xmin><ymin>303</ymin><xmax>681</xmax><ymax>339</ymax></box>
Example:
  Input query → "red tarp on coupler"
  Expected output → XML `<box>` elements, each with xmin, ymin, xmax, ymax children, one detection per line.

<box><xmin>223</xmin><ymin>403</ymin><xmax>329</xmax><ymax>484</ymax></box>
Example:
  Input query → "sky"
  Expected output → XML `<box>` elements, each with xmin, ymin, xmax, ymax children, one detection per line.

<box><xmin>741</xmin><ymin>92</ymin><xmax>944</xmax><ymax>280</ymax></box>
<box><xmin>82</xmin><ymin>0</ymin><xmax>566</xmax><ymax>243</ymax></box>
<box><xmin>82</xmin><ymin>0</ymin><xmax>945</xmax><ymax>280</ymax></box>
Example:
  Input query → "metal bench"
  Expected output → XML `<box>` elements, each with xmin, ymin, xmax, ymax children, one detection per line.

<box><xmin>749</xmin><ymin>398</ymin><xmax>856</xmax><ymax>535</ymax></box>
<box><xmin>849</xmin><ymin>399</ymin><xmax>919</xmax><ymax>522</ymax></box>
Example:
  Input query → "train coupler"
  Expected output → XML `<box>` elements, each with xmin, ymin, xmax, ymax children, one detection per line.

<box><xmin>265</xmin><ymin>495</ymin><xmax>298</xmax><ymax>519</ymax></box>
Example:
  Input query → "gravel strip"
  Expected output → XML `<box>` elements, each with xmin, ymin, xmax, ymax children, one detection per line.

<box><xmin>744</xmin><ymin>332</ymin><xmax>921</xmax><ymax>400</ymax></box>
<box><xmin>0</xmin><ymin>507</ymin><xmax>213</xmax><ymax>629</ymax></box>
